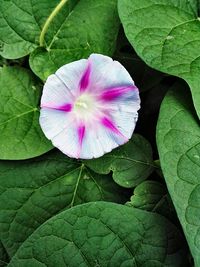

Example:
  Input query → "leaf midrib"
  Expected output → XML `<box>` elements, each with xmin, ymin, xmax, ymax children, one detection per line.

<box><xmin>3</xmin><ymin>164</ymin><xmax>111</xmax><ymax>257</ymax></box>
<box><xmin>104</xmin><ymin>155</ymin><xmax>156</xmax><ymax>168</ymax></box>
<box><xmin>5</xmin><ymin>166</ymin><xmax>82</xmax><ymax>244</ymax></box>
<box><xmin>0</xmin><ymin>108</ymin><xmax>38</xmax><ymax>127</ymax></box>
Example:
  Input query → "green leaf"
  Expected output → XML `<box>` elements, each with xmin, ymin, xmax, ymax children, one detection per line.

<box><xmin>0</xmin><ymin>56</ymin><xmax>26</xmax><ymax>68</ymax></box>
<box><xmin>118</xmin><ymin>0</ymin><xmax>200</xmax><ymax>117</ymax></box>
<box><xmin>0</xmin><ymin>150</ymin><xmax>125</xmax><ymax>257</ymax></box>
<box><xmin>127</xmin><ymin>180</ymin><xmax>166</xmax><ymax>211</ymax></box>
<box><xmin>0</xmin><ymin>66</ymin><xmax>52</xmax><ymax>160</ymax></box>
<box><xmin>126</xmin><ymin>180</ymin><xmax>177</xmax><ymax>223</ymax></box>
<box><xmin>8</xmin><ymin>202</ymin><xmax>185</xmax><ymax>267</ymax></box>
<box><xmin>85</xmin><ymin>135</ymin><xmax>154</xmax><ymax>188</ymax></box>
<box><xmin>0</xmin><ymin>241</ymin><xmax>8</xmax><ymax>267</ymax></box>
<box><xmin>114</xmin><ymin>29</ymin><xmax>166</xmax><ymax>93</ymax></box>
<box><xmin>157</xmin><ymin>83</ymin><xmax>200</xmax><ymax>266</ymax></box>
<box><xmin>0</xmin><ymin>0</ymin><xmax>120</xmax><ymax>80</ymax></box>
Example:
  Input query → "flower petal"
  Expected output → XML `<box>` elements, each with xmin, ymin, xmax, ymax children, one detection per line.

<box><xmin>79</xmin><ymin>62</ymin><xmax>91</xmax><ymax>92</ymax></box>
<box><xmin>79</xmin><ymin>123</ymin><xmax>127</xmax><ymax>159</ymax></box>
<box><xmin>41</xmin><ymin>74</ymin><xmax>73</xmax><ymax>109</ymax></box>
<box><xmin>56</xmin><ymin>59</ymin><xmax>88</xmax><ymax>96</ymax></box>
<box><xmin>79</xmin><ymin>128</ymin><xmax>105</xmax><ymax>159</ymax></box>
<box><xmin>99</xmin><ymin>85</ymin><xmax>135</xmax><ymax>101</ymax></box>
<box><xmin>40</xmin><ymin>108</ymin><xmax>80</xmax><ymax>158</ymax></box>
<box><xmin>40</xmin><ymin>108</ymin><xmax>72</xmax><ymax>140</ymax></box>
<box><xmin>101</xmin><ymin>88</ymin><xmax>140</xmax><ymax>140</ymax></box>
<box><xmin>107</xmin><ymin>110</ymin><xmax>139</xmax><ymax>140</ymax></box>
<box><xmin>100</xmin><ymin>116</ymin><xmax>126</xmax><ymax>138</ymax></box>
<box><xmin>88</xmin><ymin>53</ymin><xmax>134</xmax><ymax>91</ymax></box>
<box><xmin>100</xmin><ymin>84</ymin><xmax>141</xmax><ymax>115</ymax></box>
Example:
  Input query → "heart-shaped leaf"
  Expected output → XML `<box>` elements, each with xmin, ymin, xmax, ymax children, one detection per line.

<box><xmin>0</xmin><ymin>150</ymin><xmax>125</xmax><ymax>256</ymax></box>
<box><xmin>0</xmin><ymin>0</ymin><xmax>120</xmax><ymax>80</ymax></box>
<box><xmin>118</xmin><ymin>0</ymin><xmax>200</xmax><ymax>117</ymax></box>
<box><xmin>8</xmin><ymin>202</ymin><xmax>185</xmax><ymax>267</ymax></box>
<box><xmin>157</xmin><ymin>82</ymin><xmax>200</xmax><ymax>266</ymax></box>
<box><xmin>0</xmin><ymin>66</ymin><xmax>52</xmax><ymax>159</ymax></box>
<box><xmin>85</xmin><ymin>135</ymin><xmax>154</xmax><ymax>188</ymax></box>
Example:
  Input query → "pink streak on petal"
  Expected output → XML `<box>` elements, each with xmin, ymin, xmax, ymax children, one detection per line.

<box><xmin>77</xmin><ymin>124</ymin><xmax>86</xmax><ymax>158</ymax></box>
<box><xmin>78</xmin><ymin>124</ymin><xmax>85</xmax><ymax>146</ymax></box>
<box><xmin>41</xmin><ymin>103</ymin><xmax>73</xmax><ymax>112</ymax></box>
<box><xmin>79</xmin><ymin>62</ymin><xmax>91</xmax><ymax>92</ymax></box>
<box><xmin>101</xmin><ymin>117</ymin><xmax>129</xmax><ymax>142</ymax></box>
<box><xmin>56</xmin><ymin>103</ymin><xmax>73</xmax><ymax>112</ymax></box>
<box><xmin>101</xmin><ymin>117</ymin><xmax>120</xmax><ymax>134</ymax></box>
<box><xmin>99</xmin><ymin>85</ymin><xmax>137</xmax><ymax>101</ymax></box>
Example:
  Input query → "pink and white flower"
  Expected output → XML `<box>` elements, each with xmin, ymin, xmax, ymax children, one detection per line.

<box><xmin>39</xmin><ymin>54</ymin><xmax>140</xmax><ymax>159</ymax></box>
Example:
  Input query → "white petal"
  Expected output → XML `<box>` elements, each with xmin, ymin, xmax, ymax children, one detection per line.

<box><xmin>79</xmin><ymin>112</ymin><xmax>135</xmax><ymax>159</ymax></box>
<box><xmin>79</xmin><ymin>126</ymin><xmax>105</xmax><ymax>159</ymax></box>
<box><xmin>51</xmin><ymin>126</ymin><xmax>79</xmax><ymax>158</ymax></box>
<box><xmin>88</xmin><ymin>54</ymin><xmax>134</xmax><ymax>90</ymax></box>
<box><xmin>41</xmin><ymin>74</ymin><xmax>73</xmax><ymax>108</ymax></box>
<box><xmin>102</xmin><ymin>87</ymin><xmax>141</xmax><ymax>114</ymax></box>
<box><xmin>109</xmin><ymin>110</ymin><xmax>139</xmax><ymax>140</ymax></box>
<box><xmin>96</xmin><ymin>126</ymin><xmax>126</xmax><ymax>154</ymax></box>
<box><xmin>39</xmin><ymin>108</ymin><xmax>72</xmax><ymax>140</ymax></box>
<box><xmin>56</xmin><ymin>59</ymin><xmax>88</xmax><ymax>95</ymax></box>
<box><xmin>80</xmin><ymin>124</ymin><xmax>125</xmax><ymax>159</ymax></box>
<box><xmin>40</xmin><ymin>108</ymin><xmax>80</xmax><ymax>158</ymax></box>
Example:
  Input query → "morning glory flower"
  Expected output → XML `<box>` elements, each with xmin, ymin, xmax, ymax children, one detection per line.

<box><xmin>39</xmin><ymin>54</ymin><xmax>140</xmax><ymax>159</ymax></box>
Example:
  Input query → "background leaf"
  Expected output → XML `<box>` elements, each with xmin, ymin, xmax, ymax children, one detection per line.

<box><xmin>0</xmin><ymin>0</ymin><xmax>120</xmax><ymax>80</ymax></box>
<box><xmin>8</xmin><ymin>202</ymin><xmax>185</xmax><ymax>267</ymax></box>
<box><xmin>126</xmin><ymin>180</ymin><xmax>177</xmax><ymax>223</ymax></box>
<box><xmin>127</xmin><ymin>180</ymin><xmax>166</xmax><ymax>210</ymax></box>
<box><xmin>157</xmin><ymin>82</ymin><xmax>200</xmax><ymax>266</ymax></box>
<box><xmin>113</xmin><ymin>28</ymin><xmax>166</xmax><ymax>93</ymax></box>
<box><xmin>85</xmin><ymin>134</ymin><xmax>154</xmax><ymax>188</ymax></box>
<box><xmin>0</xmin><ymin>241</ymin><xmax>8</xmax><ymax>267</ymax></box>
<box><xmin>0</xmin><ymin>150</ymin><xmax>125</xmax><ymax>257</ymax></box>
<box><xmin>0</xmin><ymin>66</ymin><xmax>52</xmax><ymax>160</ymax></box>
<box><xmin>118</xmin><ymin>0</ymin><xmax>200</xmax><ymax>117</ymax></box>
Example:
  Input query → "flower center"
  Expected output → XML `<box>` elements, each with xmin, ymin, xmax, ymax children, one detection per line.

<box><xmin>75</xmin><ymin>94</ymin><xmax>94</xmax><ymax>110</ymax></box>
<box><xmin>74</xmin><ymin>93</ymin><xmax>99</xmax><ymax>120</ymax></box>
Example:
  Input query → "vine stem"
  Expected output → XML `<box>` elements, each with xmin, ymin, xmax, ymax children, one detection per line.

<box><xmin>39</xmin><ymin>0</ymin><xmax>69</xmax><ymax>47</ymax></box>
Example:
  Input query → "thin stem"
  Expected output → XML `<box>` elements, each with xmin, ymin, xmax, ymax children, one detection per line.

<box><xmin>39</xmin><ymin>0</ymin><xmax>69</xmax><ymax>47</ymax></box>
